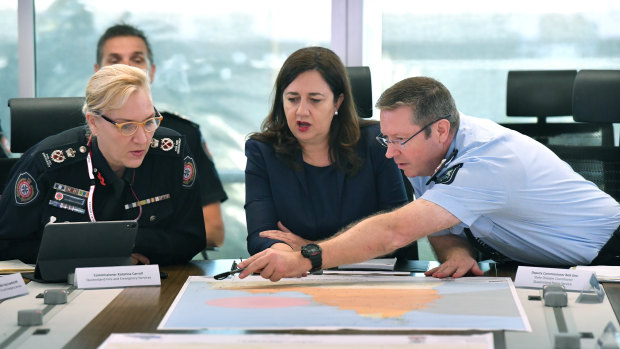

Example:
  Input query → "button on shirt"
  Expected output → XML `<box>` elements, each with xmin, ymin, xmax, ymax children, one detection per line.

<box><xmin>409</xmin><ymin>114</ymin><xmax>620</xmax><ymax>266</ymax></box>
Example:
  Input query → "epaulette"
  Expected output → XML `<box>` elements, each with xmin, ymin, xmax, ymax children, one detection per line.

<box><xmin>34</xmin><ymin>128</ymin><xmax>90</xmax><ymax>170</ymax></box>
<box><xmin>149</xmin><ymin>128</ymin><xmax>197</xmax><ymax>188</ymax></box>
<box><xmin>148</xmin><ymin>128</ymin><xmax>185</xmax><ymax>157</ymax></box>
<box><xmin>160</xmin><ymin>110</ymin><xmax>200</xmax><ymax>129</ymax></box>
<box><xmin>37</xmin><ymin>140</ymin><xmax>89</xmax><ymax>170</ymax></box>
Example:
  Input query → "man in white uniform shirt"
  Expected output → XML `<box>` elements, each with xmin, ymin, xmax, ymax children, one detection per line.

<box><xmin>238</xmin><ymin>76</ymin><xmax>620</xmax><ymax>281</ymax></box>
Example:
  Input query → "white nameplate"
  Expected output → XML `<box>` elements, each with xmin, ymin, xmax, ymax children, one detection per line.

<box><xmin>0</xmin><ymin>273</ymin><xmax>28</xmax><ymax>300</ymax></box>
<box><xmin>514</xmin><ymin>266</ymin><xmax>594</xmax><ymax>291</ymax></box>
<box><xmin>75</xmin><ymin>265</ymin><xmax>161</xmax><ymax>289</ymax></box>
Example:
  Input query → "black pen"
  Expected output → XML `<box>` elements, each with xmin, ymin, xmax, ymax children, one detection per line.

<box><xmin>213</xmin><ymin>267</ymin><xmax>245</xmax><ymax>280</ymax></box>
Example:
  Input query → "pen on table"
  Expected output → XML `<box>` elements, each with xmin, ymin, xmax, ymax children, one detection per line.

<box><xmin>213</xmin><ymin>267</ymin><xmax>245</xmax><ymax>280</ymax></box>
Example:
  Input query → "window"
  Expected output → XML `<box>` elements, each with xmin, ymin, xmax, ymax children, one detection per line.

<box><xmin>368</xmin><ymin>1</ymin><xmax>620</xmax><ymax>123</ymax></box>
<box><xmin>0</xmin><ymin>2</ymin><xmax>18</xmax><ymax>155</ymax></box>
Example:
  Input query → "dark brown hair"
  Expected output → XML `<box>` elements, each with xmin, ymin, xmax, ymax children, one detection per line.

<box><xmin>96</xmin><ymin>24</ymin><xmax>154</xmax><ymax>67</ymax></box>
<box><xmin>250</xmin><ymin>46</ymin><xmax>368</xmax><ymax>175</ymax></box>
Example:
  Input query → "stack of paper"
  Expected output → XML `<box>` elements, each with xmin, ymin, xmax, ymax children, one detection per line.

<box><xmin>337</xmin><ymin>258</ymin><xmax>397</xmax><ymax>271</ymax></box>
<box><xmin>0</xmin><ymin>260</ymin><xmax>35</xmax><ymax>274</ymax></box>
<box><xmin>574</xmin><ymin>265</ymin><xmax>620</xmax><ymax>282</ymax></box>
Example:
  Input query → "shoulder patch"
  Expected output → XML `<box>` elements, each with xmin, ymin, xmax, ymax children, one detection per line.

<box><xmin>14</xmin><ymin>172</ymin><xmax>39</xmax><ymax>205</ymax></box>
<box><xmin>182</xmin><ymin>156</ymin><xmax>196</xmax><ymax>188</ymax></box>
<box><xmin>433</xmin><ymin>163</ymin><xmax>463</xmax><ymax>185</ymax></box>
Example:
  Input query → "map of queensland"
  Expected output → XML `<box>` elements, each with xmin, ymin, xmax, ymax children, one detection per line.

<box><xmin>159</xmin><ymin>275</ymin><xmax>530</xmax><ymax>331</ymax></box>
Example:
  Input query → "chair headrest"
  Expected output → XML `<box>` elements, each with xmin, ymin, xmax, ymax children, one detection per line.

<box><xmin>346</xmin><ymin>66</ymin><xmax>373</xmax><ymax>118</ymax></box>
<box><xmin>506</xmin><ymin>70</ymin><xmax>576</xmax><ymax>118</ymax></box>
<box><xmin>573</xmin><ymin>70</ymin><xmax>620</xmax><ymax>123</ymax></box>
<box><xmin>8</xmin><ymin>97</ymin><xmax>85</xmax><ymax>153</ymax></box>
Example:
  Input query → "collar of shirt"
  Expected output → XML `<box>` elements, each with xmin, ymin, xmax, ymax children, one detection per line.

<box><xmin>91</xmin><ymin>137</ymin><xmax>130</xmax><ymax>190</ymax></box>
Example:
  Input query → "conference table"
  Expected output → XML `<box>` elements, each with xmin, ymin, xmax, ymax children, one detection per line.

<box><xmin>2</xmin><ymin>260</ymin><xmax>619</xmax><ymax>348</ymax></box>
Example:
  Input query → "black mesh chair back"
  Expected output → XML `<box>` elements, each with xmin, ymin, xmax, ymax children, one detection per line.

<box><xmin>560</xmin><ymin>69</ymin><xmax>620</xmax><ymax>202</ymax></box>
<box><xmin>503</xmin><ymin>70</ymin><xmax>613</xmax><ymax>146</ymax></box>
<box><xmin>346</xmin><ymin>66</ymin><xmax>373</xmax><ymax>118</ymax></box>
<box><xmin>8</xmin><ymin>97</ymin><xmax>86</xmax><ymax>153</ymax></box>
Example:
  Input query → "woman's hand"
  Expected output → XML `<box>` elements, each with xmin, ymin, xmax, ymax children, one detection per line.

<box><xmin>131</xmin><ymin>252</ymin><xmax>150</xmax><ymax>265</ymax></box>
<box><xmin>259</xmin><ymin>221</ymin><xmax>312</xmax><ymax>251</ymax></box>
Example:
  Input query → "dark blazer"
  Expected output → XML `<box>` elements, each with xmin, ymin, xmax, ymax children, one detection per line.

<box><xmin>244</xmin><ymin>123</ymin><xmax>407</xmax><ymax>255</ymax></box>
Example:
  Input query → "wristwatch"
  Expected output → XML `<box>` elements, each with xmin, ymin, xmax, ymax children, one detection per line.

<box><xmin>301</xmin><ymin>243</ymin><xmax>322</xmax><ymax>273</ymax></box>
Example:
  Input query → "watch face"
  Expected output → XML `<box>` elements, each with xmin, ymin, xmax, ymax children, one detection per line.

<box><xmin>302</xmin><ymin>244</ymin><xmax>320</xmax><ymax>257</ymax></box>
<box><xmin>302</xmin><ymin>244</ymin><xmax>322</xmax><ymax>270</ymax></box>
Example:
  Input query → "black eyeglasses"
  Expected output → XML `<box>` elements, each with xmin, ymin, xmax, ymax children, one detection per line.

<box><xmin>376</xmin><ymin>115</ymin><xmax>451</xmax><ymax>148</ymax></box>
<box><xmin>96</xmin><ymin>107</ymin><xmax>163</xmax><ymax>136</ymax></box>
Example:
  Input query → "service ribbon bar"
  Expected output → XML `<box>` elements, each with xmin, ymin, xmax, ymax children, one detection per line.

<box><xmin>53</xmin><ymin>182</ymin><xmax>89</xmax><ymax>197</ymax></box>
<box><xmin>124</xmin><ymin>194</ymin><xmax>170</xmax><ymax>210</ymax></box>
<box><xmin>48</xmin><ymin>200</ymin><xmax>86</xmax><ymax>214</ymax></box>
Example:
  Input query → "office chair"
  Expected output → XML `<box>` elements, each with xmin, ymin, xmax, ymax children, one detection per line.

<box><xmin>503</xmin><ymin>70</ymin><xmax>614</xmax><ymax>146</ymax></box>
<box><xmin>346</xmin><ymin>66</ymin><xmax>373</xmax><ymax>118</ymax></box>
<box><xmin>573</xmin><ymin>69</ymin><xmax>620</xmax><ymax>126</ymax></box>
<box><xmin>544</xmin><ymin>70</ymin><xmax>620</xmax><ymax>202</ymax></box>
<box><xmin>0</xmin><ymin>97</ymin><xmax>86</xmax><ymax>194</ymax></box>
<box><xmin>8</xmin><ymin>97</ymin><xmax>86</xmax><ymax>153</ymax></box>
<box><xmin>346</xmin><ymin>66</ymin><xmax>418</xmax><ymax>260</ymax></box>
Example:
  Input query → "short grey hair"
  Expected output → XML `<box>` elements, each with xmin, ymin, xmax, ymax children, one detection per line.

<box><xmin>375</xmin><ymin>76</ymin><xmax>459</xmax><ymax>137</ymax></box>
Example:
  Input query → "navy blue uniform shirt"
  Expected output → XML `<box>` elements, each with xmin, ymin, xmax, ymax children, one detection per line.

<box><xmin>0</xmin><ymin>126</ymin><xmax>206</xmax><ymax>265</ymax></box>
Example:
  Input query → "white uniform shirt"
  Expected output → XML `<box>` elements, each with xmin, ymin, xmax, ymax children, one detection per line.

<box><xmin>410</xmin><ymin>114</ymin><xmax>620</xmax><ymax>266</ymax></box>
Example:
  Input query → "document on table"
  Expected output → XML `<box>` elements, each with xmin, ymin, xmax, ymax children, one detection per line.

<box><xmin>98</xmin><ymin>333</ymin><xmax>495</xmax><ymax>349</ymax></box>
<box><xmin>337</xmin><ymin>258</ymin><xmax>397</xmax><ymax>271</ymax></box>
<box><xmin>0</xmin><ymin>260</ymin><xmax>35</xmax><ymax>274</ymax></box>
<box><xmin>573</xmin><ymin>265</ymin><xmax>620</xmax><ymax>282</ymax></box>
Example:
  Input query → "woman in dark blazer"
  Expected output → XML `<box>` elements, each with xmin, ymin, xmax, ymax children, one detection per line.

<box><xmin>244</xmin><ymin>46</ymin><xmax>407</xmax><ymax>255</ymax></box>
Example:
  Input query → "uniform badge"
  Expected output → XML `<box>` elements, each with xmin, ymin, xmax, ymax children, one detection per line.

<box><xmin>433</xmin><ymin>163</ymin><xmax>463</xmax><ymax>185</ymax></box>
<box><xmin>51</xmin><ymin>150</ymin><xmax>65</xmax><ymax>163</ymax></box>
<box><xmin>14</xmin><ymin>172</ymin><xmax>39</xmax><ymax>205</ymax></box>
<box><xmin>150</xmin><ymin>138</ymin><xmax>160</xmax><ymax>148</ymax></box>
<box><xmin>161</xmin><ymin>138</ymin><xmax>174</xmax><ymax>151</ymax></box>
<box><xmin>182</xmin><ymin>156</ymin><xmax>196</xmax><ymax>187</ymax></box>
<box><xmin>79</xmin><ymin>146</ymin><xmax>87</xmax><ymax>153</ymax></box>
<box><xmin>66</xmin><ymin>148</ymin><xmax>76</xmax><ymax>157</ymax></box>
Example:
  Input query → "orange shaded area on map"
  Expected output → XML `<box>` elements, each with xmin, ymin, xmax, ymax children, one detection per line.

<box><xmin>215</xmin><ymin>283</ymin><xmax>442</xmax><ymax>318</ymax></box>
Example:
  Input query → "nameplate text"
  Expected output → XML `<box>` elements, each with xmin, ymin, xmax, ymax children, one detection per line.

<box><xmin>75</xmin><ymin>265</ymin><xmax>161</xmax><ymax>289</ymax></box>
<box><xmin>0</xmin><ymin>273</ymin><xmax>28</xmax><ymax>300</ymax></box>
<box><xmin>514</xmin><ymin>266</ymin><xmax>594</xmax><ymax>291</ymax></box>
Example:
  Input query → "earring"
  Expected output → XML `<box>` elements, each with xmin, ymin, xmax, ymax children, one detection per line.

<box><xmin>335</xmin><ymin>111</ymin><xmax>339</xmax><ymax>116</ymax></box>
